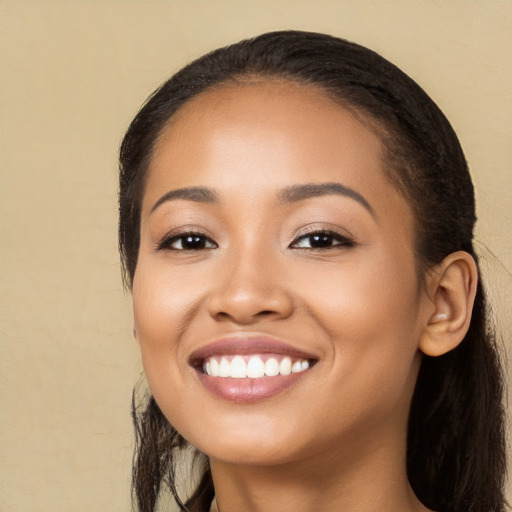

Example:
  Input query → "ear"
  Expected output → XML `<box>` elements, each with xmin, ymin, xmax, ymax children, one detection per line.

<box><xmin>419</xmin><ymin>251</ymin><xmax>478</xmax><ymax>357</ymax></box>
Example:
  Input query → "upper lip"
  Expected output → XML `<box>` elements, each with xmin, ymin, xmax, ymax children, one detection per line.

<box><xmin>188</xmin><ymin>335</ymin><xmax>318</xmax><ymax>365</ymax></box>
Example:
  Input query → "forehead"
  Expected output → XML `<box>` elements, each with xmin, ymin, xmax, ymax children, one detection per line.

<box><xmin>158</xmin><ymin>80</ymin><xmax>383</xmax><ymax>158</ymax></box>
<box><xmin>146</xmin><ymin>81</ymin><xmax>393</xmax><ymax>201</ymax></box>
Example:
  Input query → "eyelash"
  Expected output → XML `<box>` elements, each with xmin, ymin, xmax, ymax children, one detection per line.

<box><xmin>157</xmin><ymin>229</ymin><xmax>355</xmax><ymax>252</ymax></box>
<box><xmin>157</xmin><ymin>231</ymin><xmax>218</xmax><ymax>251</ymax></box>
<box><xmin>289</xmin><ymin>229</ymin><xmax>355</xmax><ymax>250</ymax></box>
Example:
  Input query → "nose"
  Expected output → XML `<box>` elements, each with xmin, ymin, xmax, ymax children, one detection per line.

<box><xmin>207</xmin><ymin>249</ymin><xmax>294</xmax><ymax>325</ymax></box>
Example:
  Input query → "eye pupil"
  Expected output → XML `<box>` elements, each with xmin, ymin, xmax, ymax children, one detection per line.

<box><xmin>310</xmin><ymin>234</ymin><xmax>333</xmax><ymax>247</ymax></box>
<box><xmin>183</xmin><ymin>235</ymin><xmax>205</xmax><ymax>249</ymax></box>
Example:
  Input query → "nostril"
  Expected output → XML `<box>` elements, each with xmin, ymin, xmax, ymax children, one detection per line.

<box><xmin>208</xmin><ymin>288</ymin><xmax>294</xmax><ymax>324</ymax></box>
<box><xmin>214</xmin><ymin>309</ymin><xmax>278</xmax><ymax>322</ymax></box>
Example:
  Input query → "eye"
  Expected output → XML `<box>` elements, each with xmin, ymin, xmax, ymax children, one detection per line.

<box><xmin>158</xmin><ymin>232</ymin><xmax>218</xmax><ymax>251</ymax></box>
<box><xmin>290</xmin><ymin>230</ymin><xmax>355</xmax><ymax>250</ymax></box>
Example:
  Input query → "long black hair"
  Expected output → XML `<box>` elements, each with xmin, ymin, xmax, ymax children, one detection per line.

<box><xmin>119</xmin><ymin>31</ymin><xmax>508</xmax><ymax>512</ymax></box>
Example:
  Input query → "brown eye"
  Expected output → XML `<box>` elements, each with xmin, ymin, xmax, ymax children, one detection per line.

<box><xmin>159</xmin><ymin>233</ymin><xmax>217</xmax><ymax>251</ymax></box>
<box><xmin>291</xmin><ymin>230</ymin><xmax>354</xmax><ymax>249</ymax></box>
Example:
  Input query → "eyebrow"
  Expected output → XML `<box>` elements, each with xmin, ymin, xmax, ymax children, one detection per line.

<box><xmin>150</xmin><ymin>186</ymin><xmax>220</xmax><ymax>214</ymax></box>
<box><xmin>278</xmin><ymin>182</ymin><xmax>375</xmax><ymax>216</ymax></box>
<box><xmin>150</xmin><ymin>182</ymin><xmax>374</xmax><ymax>217</ymax></box>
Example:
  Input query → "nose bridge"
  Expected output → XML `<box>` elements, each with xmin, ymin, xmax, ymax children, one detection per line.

<box><xmin>208</xmin><ymin>237</ymin><xmax>292</xmax><ymax>324</ymax></box>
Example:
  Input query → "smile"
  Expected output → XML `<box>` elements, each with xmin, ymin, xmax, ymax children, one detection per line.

<box><xmin>202</xmin><ymin>354</ymin><xmax>311</xmax><ymax>379</ymax></box>
<box><xmin>190</xmin><ymin>337</ymin><xmax>318</xmax><ymax>402</ymax></box>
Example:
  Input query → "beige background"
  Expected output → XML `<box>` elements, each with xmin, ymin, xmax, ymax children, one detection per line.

<box><xmin>1</xmin><ymin>1</ymin><xmax>510</xmax><ymax>511</ymax></box>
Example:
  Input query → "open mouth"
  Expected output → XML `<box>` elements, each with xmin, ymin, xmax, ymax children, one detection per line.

<box><xmin>189</xmin><ymin>337</ymin><xmax>318</xmax><ymax>402</ymax></box>
<box><xmin>200</xmin><ymin>354</ymin><xmax>313</xmax><ymax>379</ymax></box>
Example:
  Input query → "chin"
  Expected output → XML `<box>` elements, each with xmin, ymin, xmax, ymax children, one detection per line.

<box><xmin>177</xmin><ymin>414</ymin><xmax>311</xmax><ymax>467</ymax></box>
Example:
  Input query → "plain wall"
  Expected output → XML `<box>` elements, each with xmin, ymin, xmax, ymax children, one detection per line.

<box><xmin>1</xmin><ymin>1</ymin><xmax>510</xmax><ymax>510</ymax></box>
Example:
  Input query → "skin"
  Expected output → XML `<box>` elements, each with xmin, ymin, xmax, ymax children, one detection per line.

<box><xmin>132</xmin><ymin>81</ymin><xmax>444</xmax><ymax>512</ymax></box>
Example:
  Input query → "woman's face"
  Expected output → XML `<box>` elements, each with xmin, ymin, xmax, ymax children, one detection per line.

<box><xmin>133</xmin><ymin>81</ymin><xmax>432</xmax><ymax>466</ymax></box>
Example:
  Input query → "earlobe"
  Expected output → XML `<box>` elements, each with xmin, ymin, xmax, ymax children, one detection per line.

<box><xmin>419</xmin><ymin>251</ymin><xmax>478</xmax><ymax>357</ymax></box>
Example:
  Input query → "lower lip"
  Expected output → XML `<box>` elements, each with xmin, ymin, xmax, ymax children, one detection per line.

<box><xmin>196</xmin><ymin>370</ymin><xmax>309</xmax><ymax>403</ymax></box>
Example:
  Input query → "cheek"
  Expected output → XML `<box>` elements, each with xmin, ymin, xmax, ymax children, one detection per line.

<box><xmin>132</xmin><ymin>261</ymin><xmax>199</xmax><ymax>389</ymax></box>
<box><xmin>292</xmin><ymin>260</ymin><xmax>423</xmax><ymax>445</ymax></box>
<box><xmin>297</xmin><ymin>252</ymin><xmax>420</xmax><ymax>333</ymax></box>
<box><xmin>293</xmin><ymin>250</ymin><xmax>423</xmax><ymax>388</ymax></box>
<box><xmin>133</xmin><ymin>256</ymin><xmax>205</xmax><ymax>338</ymax></box>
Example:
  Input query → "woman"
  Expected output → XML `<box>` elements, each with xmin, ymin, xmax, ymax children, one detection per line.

<box><xmin>118</xmin><ymin>31</ymin><xmax>507</xmax><ymax>512</ymax></box>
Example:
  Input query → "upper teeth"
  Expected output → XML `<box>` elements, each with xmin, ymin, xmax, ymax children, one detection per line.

<box><xmin>203</xmin><ymin>355</ymin><xmax>310</xmax><ymax>379</ymax></box>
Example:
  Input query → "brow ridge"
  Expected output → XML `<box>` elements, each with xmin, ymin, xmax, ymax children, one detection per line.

<box><xmin>150</xmin><ymin>182</ymin><xmax>374</xmax><ymax>216</ymax></box>
<box><xmin>150</xmin><ymin>187</ymin><xmax>219</xmax><ymax>214</ymax></box>
<box><xmin>278</xmin><ymin>182</ymin><xmax>374</xmax><ymax>215</ymax></box>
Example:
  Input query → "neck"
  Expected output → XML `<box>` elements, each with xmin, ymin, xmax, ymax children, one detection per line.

<box><xmin>209</xmin><ymin>429</ymin><xmax>430</xmax><ymax>512</ymax></box>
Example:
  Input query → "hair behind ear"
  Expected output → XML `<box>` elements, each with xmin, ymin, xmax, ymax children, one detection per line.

<box><xmin>407</xmin><ymin>279</ymin><xmax>507</xmax><ymax>512</ymax></box>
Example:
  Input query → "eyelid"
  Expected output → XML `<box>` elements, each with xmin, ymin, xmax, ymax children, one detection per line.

<box><xmin>153</xmin><ymin>223</ymin><xmax>355</xmax><ymax>251</ymax></box>
<box><xmin>155</xmin><ymin>227</ymin><xmax>218</xmax><ymax>251</ymax></box>
<box><xmin>289</xmin><ymin>225</ymin><xmax>356</xmax><ymax>249</ymax></box>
